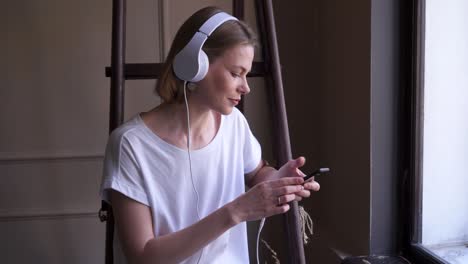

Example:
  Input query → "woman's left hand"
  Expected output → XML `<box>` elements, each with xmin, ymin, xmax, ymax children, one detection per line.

<box><xmin>275</xmin><ymin>157</ymin><xmax>320</xmax><ymax>201</ymax></box>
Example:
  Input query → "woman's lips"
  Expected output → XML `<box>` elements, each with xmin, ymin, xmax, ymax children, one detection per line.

<box><xmin>229</xmin><ymin>98</ymin><xmax>240</xmax><ymax>105</ymax></box>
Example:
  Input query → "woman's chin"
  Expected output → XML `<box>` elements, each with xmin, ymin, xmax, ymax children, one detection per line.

<box><xmin>215</xmin><ymin>107</ymin><xmax>234</xmax><ymax>116</ymax></box>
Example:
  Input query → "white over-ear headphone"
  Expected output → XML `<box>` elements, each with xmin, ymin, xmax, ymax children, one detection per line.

<box><xmin>173</xmin><ymin>12</ymin><xmax>238</xmax><ymax>82</ymax></box>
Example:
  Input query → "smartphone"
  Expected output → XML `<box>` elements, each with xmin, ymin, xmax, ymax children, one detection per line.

<box><xmin>303</xmin><ymin>167</ymin><xmax>330</xmax><ymax>182</ymax></box>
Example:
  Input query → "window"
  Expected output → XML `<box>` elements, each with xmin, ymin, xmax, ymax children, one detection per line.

<box><xmin>407</xmin><ymin>1</ymin><xmax>468</xmax><ymax>263</ymax></box>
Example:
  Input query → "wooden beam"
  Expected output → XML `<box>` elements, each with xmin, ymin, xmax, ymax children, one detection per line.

<box><xmin>105</xmin><ymin>62</ymin><xmax>267</xmax><ymax>80</ymax></box>
<box><xmin>254</xmin><ymin>0</ymin><xmax>306</xmax><ymax>263</ymax></box>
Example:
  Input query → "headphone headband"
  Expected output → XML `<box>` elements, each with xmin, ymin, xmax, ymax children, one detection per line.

<box><xmin>199</xmin><ymin>12</ymin><xmax>238</xmax><ymax>36</ymax></box>
<box><xmin>173</xmin><ymin>12</ymin><xmax>238</xmax><ymax>82</ymax></box>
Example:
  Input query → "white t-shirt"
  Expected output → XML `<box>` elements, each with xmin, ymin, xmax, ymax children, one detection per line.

<box><xmin>100</xmin><ymin>107</ymin><xmax>261</xmax><ymax>264</ymax></box>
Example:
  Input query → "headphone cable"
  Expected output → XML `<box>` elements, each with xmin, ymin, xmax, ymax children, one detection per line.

<box><xmin>183</xmin><ymin>81</ymin><xmax>203</xmax><ymax>264</ymax></box>
<box><xmin>256</xmin><ymin>217</ymin><xmax>266</xmax><ymax>264</ymax></box>
<box><xmin>184</xmin><ymin>81</ymin><xmax>265</xmax><ymax>264</ymax></box>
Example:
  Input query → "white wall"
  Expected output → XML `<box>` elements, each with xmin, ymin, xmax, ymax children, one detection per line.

<box><xmin>423</xmin><ymin>0</ymin><xmax>468</xmax><ymax>246</ymax></box>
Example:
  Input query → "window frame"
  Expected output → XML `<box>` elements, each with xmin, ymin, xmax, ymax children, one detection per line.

<box><xmin>403</xmin><ymin>1</ymin><xmax>453</xmax><ymax>263</ymax></box>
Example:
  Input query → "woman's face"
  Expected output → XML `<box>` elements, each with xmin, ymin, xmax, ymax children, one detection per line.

<box><xmin>194</xmin><ymin>44</ymin><xmax>254</xmax><ymax>115</ymax></box>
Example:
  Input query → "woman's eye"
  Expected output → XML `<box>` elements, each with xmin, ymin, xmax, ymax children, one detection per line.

<box><xmin>231</xmin><ymin>72</ymin><xmax>240</xmax><ymax>78</ymax></box>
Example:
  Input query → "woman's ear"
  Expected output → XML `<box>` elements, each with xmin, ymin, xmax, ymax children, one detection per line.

<box><xmin>187</xmin><ymin>82</ymin><xmax>197</xmax><ymax>92</ymax></box>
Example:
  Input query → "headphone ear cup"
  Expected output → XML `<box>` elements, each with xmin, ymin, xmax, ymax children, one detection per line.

<box><xmin>192</xmin><ymin>50</ymin><xmax>209</xmax><ymax>82</ymax></box>
<box><xmin>173</xmin><ymin>32</ymin><xmax>208</xmax><ymax>82</ymax></box>
<box><xmin>172</xmin><ymin>12</ymin><xmax>237</xmax><ymax>82</ymax></box>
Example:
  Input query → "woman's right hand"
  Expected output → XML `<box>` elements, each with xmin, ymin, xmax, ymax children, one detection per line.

<box><xmin>227</xmin><ymin>177</ymin><xmax>304</xmax><ymax>223</ymax></box>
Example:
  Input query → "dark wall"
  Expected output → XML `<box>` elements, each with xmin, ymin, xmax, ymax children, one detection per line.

<box><xmin>272</xmin><ymin>0</ymin><xmax>404</xmax><ymax>262</ymax></box>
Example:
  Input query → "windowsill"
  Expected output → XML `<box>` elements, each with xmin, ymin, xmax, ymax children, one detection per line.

<box><xmin>427</xmin><ymin>243</ymin><xmax>468</xmax><ymax>264</ymax></box>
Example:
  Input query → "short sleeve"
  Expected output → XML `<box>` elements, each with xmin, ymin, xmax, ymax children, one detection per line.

<box><xmin>240</xmin><ymin>113</ymin><xmax>262</xmax><ymax>174</ymax></box>
<box><xmin>99</xmin><ymin>130</ymin><xmax>149</xmax><ymax>206</ymax></box>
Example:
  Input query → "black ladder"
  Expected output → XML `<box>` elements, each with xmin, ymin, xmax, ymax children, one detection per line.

<box><xmin>100</xmin><ymin>0</ymin><xmax>306</xmax><ymax>263</ymax></box>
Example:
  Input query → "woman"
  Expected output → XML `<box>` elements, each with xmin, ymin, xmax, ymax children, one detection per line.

<box><xmin>100</xmin><ymin>6</ymin><xmax>320</xmax><ymax>264</ymax></box>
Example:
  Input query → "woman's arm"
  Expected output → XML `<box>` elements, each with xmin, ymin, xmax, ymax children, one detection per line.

<box><xmin>111</xmin><ymin>190</ymin><xmax>237</xmax><ymax>264</ymax></box>
<box><xmin>111</xmin><ymin>175</ymin><xmax>305</xmax><ymax>264</ymax></box>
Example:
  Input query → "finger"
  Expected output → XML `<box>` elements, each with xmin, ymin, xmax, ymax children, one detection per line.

<box><xmin>292</xmin><ymin>158</ymin><xmax>307</xmax><ymax>177</ymax></box>
<box><xmin>277</xmin><ymin>194</ymin><xmax>296</xmax><ymax>205</ymax></box>
<box><xmin>296</xmin><ymin>168</ymin><xmax>306</xmax><ymax>177</ymax></box>
<box><xmin>295</xmin><ymin>189</ymin><xmax>311</xmax><ymax>198</ymax></box>
<box><xmin>304</xmin><ymin>181</ymin><xmax>320</xmax><ymax>191</ymax></box>
<box><xmin>294</xmin><ymin>156</ymin><xmax>306</xmax><ymax>168</ymax></box>
<box><xmin>287</xmin><ymin>156</ymin><xmax>305</xmax><ymax>170</ymax></box>
<box><xmin>272</xmin><ymin>185</ymin><xmax>304</xmax><ymax>196</ymax></box>
<box><xmin>294</xmin><ymin>196</ymin><xmax>303</xmax><ymax>202</ymax></box>
<box><xmin>268</xmin><ymin>177</ymin><xmax>304</xmax><ymax>188</ymax></box>
<box><xmin>270</xmin><ymin>204</ymin><xmax>290</xmax><ymax>216</ymax></box>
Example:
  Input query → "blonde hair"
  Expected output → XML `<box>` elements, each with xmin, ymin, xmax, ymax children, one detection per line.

<box><xmin>155</xmin><ymin>6</ymin><xmax>257</xmax><ymax>104</ymax></box>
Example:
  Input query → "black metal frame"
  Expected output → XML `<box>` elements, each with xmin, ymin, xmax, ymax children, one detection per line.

<box><xmin>101</xmin><ymin>0</ymin><xmax>306</xmax><ymax>263</ymax></box>
<box><xmin>402</xmin><ymin>1</ymin><xmax>449</xmax><ymax>263</ymax></box>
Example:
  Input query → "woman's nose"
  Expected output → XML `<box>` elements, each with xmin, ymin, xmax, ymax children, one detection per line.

<box><xmin>239</xmin><ymin>78</ymin><xmax>250</xmax><ymax>95</ymax></box>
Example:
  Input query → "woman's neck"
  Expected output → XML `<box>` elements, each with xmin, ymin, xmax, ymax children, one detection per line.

<box><xmin>143</xmin><ymin>101</ymin><xmax>220</xmax><ymax>150</ymax></box>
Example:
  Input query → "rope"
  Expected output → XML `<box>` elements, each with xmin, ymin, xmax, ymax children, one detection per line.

<box><xmin>258</xmin><ymin>205</ymin><xmax>314</xmax><ymax>263</ymax></box>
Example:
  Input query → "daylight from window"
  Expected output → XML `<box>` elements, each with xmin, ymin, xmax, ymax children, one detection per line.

<box><xmin>422</xmin><ymin>0</ymin><xmax>468</xmax><ymax>263</ymax></box>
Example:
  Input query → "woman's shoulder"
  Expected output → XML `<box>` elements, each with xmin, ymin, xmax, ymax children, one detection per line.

<box><xmin>108</xmin><ymin>114</ymin><xmax>145</xmax><ymax>146</ymax></box>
